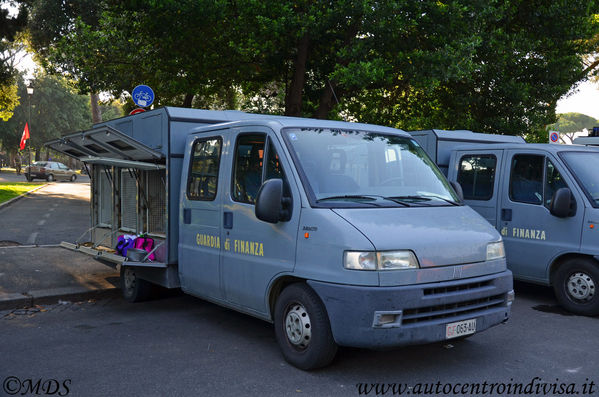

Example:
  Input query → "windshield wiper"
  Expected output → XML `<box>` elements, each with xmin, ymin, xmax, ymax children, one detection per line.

<box><xmin>317</xmin><ymin>195</ymin><xmax>379</xmax><ymax>202</ymax></box>
<box><xmin>417</xmin><ymin>194</ymin><xmax>461</xmax><ymax>206</ymax></box>
<box><xmin>317</xmin><ymin>195</ymin><xmax>413</xmax><ymax>207</ymax></box>
<box><xmin>387</xmin><ymin>195</ymin><xmax>460</xmax><ymax>206</ymax></box>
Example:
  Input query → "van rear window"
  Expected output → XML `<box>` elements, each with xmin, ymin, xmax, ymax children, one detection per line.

<box><xmin>457</xmin><ymin>155</ymin><xmax>497</xmax><ymax>200</ymax></box>
<box><xmin>187</xmin><ymin>138</ymin><xmax>222</xmax><ymax>201</ymax></box>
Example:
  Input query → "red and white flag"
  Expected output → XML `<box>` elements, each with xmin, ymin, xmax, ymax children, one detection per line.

<box><xmin>19</xmin><ymin>122</ymin><xmax>30</xmax><ymax>150</ymax></box>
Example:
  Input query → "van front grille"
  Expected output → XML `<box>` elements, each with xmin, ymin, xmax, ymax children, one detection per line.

<box><xmin>423</xmin><ymin>280</ymin><xmax>493</xmax><ymax>296</ymax></box>
<box><xmin>402</xmin><ymin>294</ymin><xmax>505</xmax><ymax>325</ymax></box>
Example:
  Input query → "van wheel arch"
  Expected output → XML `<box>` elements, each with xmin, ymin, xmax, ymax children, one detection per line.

<box><xmin>268</xmin><ymin>276</ymin><xmax>304</xmax><ymax>319</ymax></box>
<box><xmin>550</xmin><ymin>255</ymin><xmax>599</xmax><ymax>316</ymax></box>
<box><xmin>549</xmin><ymin>253</ymin><xmax>596</xmax><ymax>285</ymax></box>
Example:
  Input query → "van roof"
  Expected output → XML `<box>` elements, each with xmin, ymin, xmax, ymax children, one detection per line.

<box><xmin>453</xmin><ymin>142</ymin><xmax>599</xmax><ymax>153</ymax></box>
<box><xmin>163</xmin><ymin>106</ymin><xmax>406</xmax><ymax>136</ymax></box>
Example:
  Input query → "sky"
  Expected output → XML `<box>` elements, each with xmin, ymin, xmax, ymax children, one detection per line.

<box><xmin>556</xmin><ymin>79</ymin><xmax>599</xmax><ymax>120</ymax></box>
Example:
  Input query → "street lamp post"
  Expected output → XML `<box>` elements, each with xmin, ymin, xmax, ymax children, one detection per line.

<box><xmin>26</xmin><ymin>84</ymin><xmax>33</xmax><ymax>180</ymax></box>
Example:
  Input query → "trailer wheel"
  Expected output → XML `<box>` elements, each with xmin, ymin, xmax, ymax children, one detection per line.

<box><xmin>553</xmin><ymin>258</ymin><xmax>599</xmax><ymax>316</ymax></box>
<box><xmin>120</xmin><ymin>266</ymin><xmax>152</xmax><ymax>302</ymax></box>
<box><xmin>274</xmin><ymin>283</ymin><xmax>338</xmax><ymax>370</ymax></box>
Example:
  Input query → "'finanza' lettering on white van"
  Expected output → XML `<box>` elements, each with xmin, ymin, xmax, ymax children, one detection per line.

<box><xmin>512</xmin><ymin>228</ymin><xmax>546</xmax><ymax>240</ymax></box>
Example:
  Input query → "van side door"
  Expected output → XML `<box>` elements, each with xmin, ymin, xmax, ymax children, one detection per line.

<box><xmin>179</xmin><ymin>134</ymin><xmax>226</xmax><ymax>299</ymax></box>
<box><xmin>221</xmin><ymin>127</ymin><xmax>300</xmax><ymax>317</ymax></box>
<box><xmin>449</xmin><ymin>149</ymin><xmax>504</xmax><ymax>227</ymax></box>
<box><xmin>498</xmin><ymin>150</ymin><xmax>583</xmax><ymax>283</ymax></box>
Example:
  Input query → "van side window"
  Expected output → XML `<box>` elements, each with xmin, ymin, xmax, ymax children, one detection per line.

<box><xmin>187</xmin><ymin>138</ymin><xmax>222</xmax><ymax>201</ymax></box>
<box><xmin>509</xmin><ymin>154</ymin><xmax>544</xmax><ymax>205</ymax></box>
<box><xmin>233</xmin><ymin>134</ymin><xmax>266</xmax><ymax>204</ymax></box>
<box><xmin>457</xmin><ymin>155</ymin><xmax>497</xmax><ymax>200</ymax></box>
<box><xmin>544</xmin><ymin>159</ymin><xmax>568</xmax><ymax>209</ymax></box>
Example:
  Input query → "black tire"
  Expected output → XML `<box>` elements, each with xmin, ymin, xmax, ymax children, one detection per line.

<box><xmin>25</xmin><ymin>174</ymin><xmax>33</xmax><ymax>182</ymax></box>
<box><xmin>120</xmin><ymin>266</ymin><xmax>153</xmax><ymax>302</ymax></box>
<box><xmin>553</xmin><ymin>258</ymin><xmax>599</xmax><ymax>316</ymax></box>
<box><xmin>274</xmin><ymin>283</ymin><xmax>338</xmax><ymax>370</ymax></box>
<box><xmin>70</xmin><ymin>174</ymin><xmax>77</xmax><ymax>182</ymax></box>
<box><xmin>46</xmin><ymin>174</ymin><xmax>55</xmax><ymax>182</ymax></box>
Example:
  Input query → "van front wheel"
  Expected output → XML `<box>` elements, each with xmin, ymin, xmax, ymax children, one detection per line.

<box><xmin>120</xmin><ymin>266</ymin><xmax>152</xmax><ymax>302</ymax></box>
<box><xmin>274</xmin><ymin>283</ymin><xmax>338</xmax><ymax>370</ymax></box>
<box><xmin>553</xmin><ymin>258</ymin><xmax>599</xmax><ymax>316</ymax></box>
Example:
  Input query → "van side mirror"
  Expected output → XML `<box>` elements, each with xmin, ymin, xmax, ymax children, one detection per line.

<box><xmin>255</xmin><ymin>179</ymin><xmax>284</xmax><ymax>223</ymax></box>
<box><xmin>549</xmin><ymin>187</ymin><xmax>575</xmax><ymax>218</ymax></box>
<box><xmin>450</xmin><ymin>181</ymin><xmax>464</xmax><ymax>201</ymax></box>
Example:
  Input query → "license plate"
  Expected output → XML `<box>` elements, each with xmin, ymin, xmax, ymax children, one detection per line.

<box><xmin>446</xmin><ymin>318</ymin><xmax>476</xmax><ymax>339</ymax></box>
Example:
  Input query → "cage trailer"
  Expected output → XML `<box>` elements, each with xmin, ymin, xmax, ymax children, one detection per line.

<box><xmin>47</xmin><ymin>107</ymin><xmax>266</xmax><ymax>288</ymax></box>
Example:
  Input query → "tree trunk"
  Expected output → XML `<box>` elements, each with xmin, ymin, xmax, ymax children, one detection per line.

<box><xmin>285</xmin><ymin>34</ymin><xmax>310</xmax><ymax>117</ymax></box>
<box><xmin>315</xmin><ymin>17</ymin><xmax>361</xmax><ymax>119</ymax></box>
<box><xmin>182</xmin><ymin>93</ymin><xmax>194</xmax><ymax>108</ymax></box>
<box><xmin>90</xmin><ymin>92</ymin><xmax>102</xmax><ymax>124</ymax></box>
<box><xmin>225</xmin><ymin>87</ymin><xmax>237</xmax><ymax>109</ymax></box>
<box><xmin>315</xmin><ymin>81</ymin><xmax>337</xmax><ymax>119</ymax></box>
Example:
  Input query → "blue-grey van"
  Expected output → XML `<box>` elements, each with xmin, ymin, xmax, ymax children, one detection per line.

<box><xmin>48</xmin><ymin>108</ymin><xmax>513</xmax><ymax>369</ymax></box>
<box><xmin>410</xmin><ymin>129</ymin><xmax>599</xmax><ymax>317</ymax></box>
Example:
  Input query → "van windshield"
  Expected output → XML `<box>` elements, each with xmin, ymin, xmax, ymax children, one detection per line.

<box><xmin>562</xmin><ymin>151</ymin><xmax>599</xmax><ymax>206</ymax></box>
<box><xmin>283</xmin><ymin>128</ymin><xmax>459</xmax><ymax>207</ymax></box>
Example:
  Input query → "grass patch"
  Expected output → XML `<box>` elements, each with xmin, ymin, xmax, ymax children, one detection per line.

<box><xmin>0</xmin><ymin>182</ymin><xmax>45</xmax><ymax>205</ymax></box>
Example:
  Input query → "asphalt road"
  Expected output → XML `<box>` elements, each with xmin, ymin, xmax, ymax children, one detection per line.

<box><xmin>0</xmin><ymin>179</ymin><xmax>91</xmax><ymax>246</ymax></box>
<box><xmin>1</xmin><ymin>282</ymin><xmax>597</xmax><ymax>397</ymax></box>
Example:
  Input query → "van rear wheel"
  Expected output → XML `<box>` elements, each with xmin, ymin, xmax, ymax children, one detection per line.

<box><xmin>274</xmin><ymin>283</ymin><xmax>338</xmax><ymax>370</ymax></box>
<box><xmin>120</xmin><ymin>266</ymin><xmax>153</xmax><ymax>302</ymax></box>
<box><xmin>553</xmin><ymin>258</ymin><xmax>599</xmax><ymax>316</ymax></box>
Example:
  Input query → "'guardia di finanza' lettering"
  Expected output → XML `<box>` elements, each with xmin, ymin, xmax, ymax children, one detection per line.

<box><xmin>196</xmin><ymin>233</ymin><xmax>264</xmax><ymax>256</ymax></box>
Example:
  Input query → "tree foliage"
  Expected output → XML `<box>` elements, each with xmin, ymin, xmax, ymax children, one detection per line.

<box><xmin>550</xmin><ymin>112</ymin><xmax>599</xmax><ymax>133</ymax></box>
<box><xmin>0</xmin><ymin>73</ymin><xmax>91</xmax><ymax>159</ymax></box>
<box><xmin>22</xmin><ymin>0</ymin><xmax>599</xmax><ymax>137</ymax></box>
<box><xmin>0</xmin><ymin>0</ymin><xmax>28</xmax><ymax>119</ymax></box>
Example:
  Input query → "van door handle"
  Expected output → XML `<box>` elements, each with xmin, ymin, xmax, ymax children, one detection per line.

<box><xmin>501</xmin><ymin>208</ymin><xmax>512</xmax><ymax>221</ymax></box>
<box><xmin>224</xmin><ymin>212</ymin><xmax>233</xmax><ymax>229</ymax></box>
<box><xmin>183</xmin><ymin>208</ymin><xmax>191</xmax><ymax>224</ymax></box>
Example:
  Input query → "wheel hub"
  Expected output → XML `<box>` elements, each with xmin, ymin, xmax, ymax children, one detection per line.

<box><xmin>124</xmin><ymin>269</ymin><xmax>136</xmax><ymax>290</ymax></box>
<box><xmin>567</xmin><ymin>272</ymin><xmax>595</xmax><ymax>301</ymax></box>
<box><xmin>285</xmin><ymin>303</ymin><xmax>311</xmax><ymax>349</ymax></box>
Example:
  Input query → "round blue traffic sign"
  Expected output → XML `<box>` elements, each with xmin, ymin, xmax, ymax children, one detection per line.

<box><xmin>132</xmin><ymin>85</ymin><xmax>154</xmax><ymax>108</ymax></box>
<box><xmin>550</xmin><ymin>132</ymin><xmax>559</xmax><ymax>143</ymax></box>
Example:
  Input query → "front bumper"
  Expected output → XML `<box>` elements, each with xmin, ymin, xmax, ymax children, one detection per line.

<box><xmin>308</xmin><ymin>270</ymin><xmax>513</xmax><ymax>348</ymax></box>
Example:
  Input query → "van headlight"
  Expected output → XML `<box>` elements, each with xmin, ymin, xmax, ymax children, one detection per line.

<box><xmin>486</xmin><ymin>241</ymin><xmax>505</xmax><ymax>261</ymax></box>
<box><xmin>344</xmin><ymin>250</ymin><xmax>419</xmax><ymax>271</ymax></box>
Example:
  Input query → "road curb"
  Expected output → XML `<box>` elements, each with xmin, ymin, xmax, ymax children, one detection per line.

<box><xmin>0</xmin><ymin>286</ymin><xmax>121</xmax><ymax>311</ymax></box>
<box><xmin>0</xmin><ymin>183</ymin><xmax>49</xmax><ymax>211</ymax></box>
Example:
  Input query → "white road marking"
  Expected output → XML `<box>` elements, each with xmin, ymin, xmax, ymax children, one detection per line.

<box><xmin>37</xmin><ymin>219</ymin><xmax>46</xmax><ymax>226</ymax></box>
